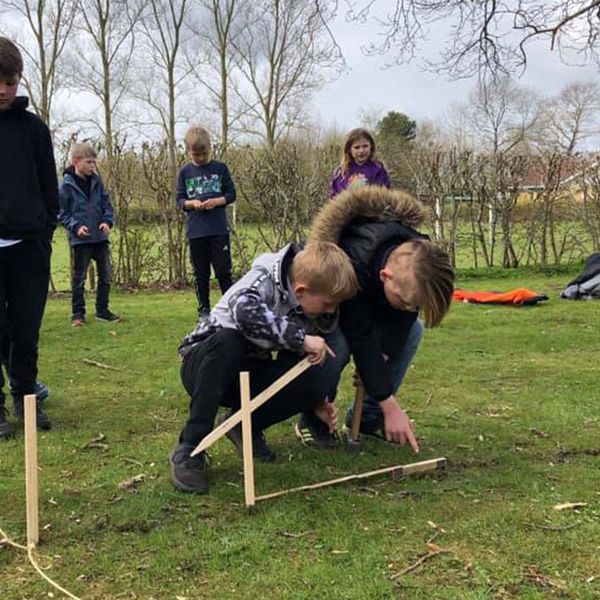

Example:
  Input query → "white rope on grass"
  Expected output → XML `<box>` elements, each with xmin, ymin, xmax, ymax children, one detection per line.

<box><xmin>0</xmin><ymin>525</ymin><xmax>81</xmax><ymax>600</ymax></box>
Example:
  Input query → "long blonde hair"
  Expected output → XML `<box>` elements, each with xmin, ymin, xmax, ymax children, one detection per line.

<box><xmin>338</xmin><ymin>128</ymin><xmax>380</xmax><ymax>177</ymax></box>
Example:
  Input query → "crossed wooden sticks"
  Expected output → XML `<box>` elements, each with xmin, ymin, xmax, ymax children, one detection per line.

<box><xmin>190</xmin><ymin>357</ymin><xmax>446</xmax><ymax>509</ymax></box>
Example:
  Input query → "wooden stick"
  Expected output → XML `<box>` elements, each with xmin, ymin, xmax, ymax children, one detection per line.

<box><xmin>240</xmin><ymin>372</ymin><xmax>255</xmax><ymax>509</ymax></box>
<box><xmin>351</xmin><ymin>380</ymin><xmax>366</xmax><ymax>441</ymax></box>
<box><xmin>24</xmin><ymin>394</ymin><xmax>39</xmax><ymax>546</ymax></box>
<box><xmin>191</xmin><ymin>357</ymin><xmax>312</xmax><ymax>456</ymax></box>
<box><xmin>82</xmin><ymin>358</ymin><xmax>118</xmax><ymax>370</ymax></box>
<box><xmin>255</xmin><ymin>457</ymin><xmax>446</xmax><ymax>502</ymax></box>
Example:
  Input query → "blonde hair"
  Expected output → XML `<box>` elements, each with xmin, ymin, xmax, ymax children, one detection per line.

<box><xmin>70</xmin><ymin>142</ymin><xmax>97</xmax><ymax>162</ymax></box>
<box><xmin>339</xmin><ymin>128</ymin><xmax>381</xmax><ymax>176</ymax></box>
<box><xmin>291</xmin><ymin>242</ymin><xmax>359</xmax><ymax>302</ymax></box>
<box><xmin>387</xmin><ymin>239</ymin><xmax>454</xmax><ymax>328</ymax></box>
<box><xmin>184</xmin><ymin>126</ymin><xmax>211</xmax><ymax>153</ymax></box>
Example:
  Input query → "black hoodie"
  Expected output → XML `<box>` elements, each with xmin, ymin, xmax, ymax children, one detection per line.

<box><xmin>0</xmin><ymin>96</ymin><xmax>59</xmax><ymax>239</ymax></box>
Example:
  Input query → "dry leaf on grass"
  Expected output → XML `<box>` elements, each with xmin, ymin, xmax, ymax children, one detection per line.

<box><xmin>553</xmin><ymin>502</ymin><xmax>587</xmax><ymax>511</ymax></box>
<box><xmin>118</xmin><ymin>473</ymin><xmax>146</xmax><ymax>490</ymax></box>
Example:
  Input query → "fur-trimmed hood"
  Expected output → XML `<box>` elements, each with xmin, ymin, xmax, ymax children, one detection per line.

<box><xmin>308</xmin><ymin>186</ymin><xmax>425</xmax><ymax>244</ymax></box>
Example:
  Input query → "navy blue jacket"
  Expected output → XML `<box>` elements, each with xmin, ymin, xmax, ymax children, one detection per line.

<box><xmin>176</xmin><ymin>160</ymin><xmax>235</xmax><ymax>239</ymax></box>
<box><xmin>0</xmin><ymin>97</ymin><xmax>58</xmax><ymax>239</ymax></box>
<box><xmin>58</xmin><ymin>167</ymin><xmax>114</xmax><ymax>246</ymax></box>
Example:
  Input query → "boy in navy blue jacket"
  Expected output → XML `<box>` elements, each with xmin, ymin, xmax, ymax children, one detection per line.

<box><xmin>59</xmin><ymin>143</ymin><xmax>118</xmax><ymax>326</ymax></box>
<box><xmin>0</xmin><ymin>38</ymin><xmax>58</xmax><ymax>437</ymax></box>
<box><xmin>177</xmin><ymin>126</ymin><xmax>236</xmax><ymax>318</ymax></box>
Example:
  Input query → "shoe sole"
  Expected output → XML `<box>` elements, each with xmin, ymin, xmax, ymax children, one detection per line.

<box><xmin>342</xmin><ymin>424</ymin><xmax>391</xmax><ymax>444</ymax></box>
<box><xmin>168</xmin><ymin>450</ymin><xmax>208</xmax><ymax>494</ymax></box>
<box><xmin>95</xmin><ymin>317</ymin><xmax>120</xmax><ymax>323</ymax></box>
<box><xmin>294</xmin><ymin>423</ymin><xmax>338</xmax><ymax>450</ymax></box>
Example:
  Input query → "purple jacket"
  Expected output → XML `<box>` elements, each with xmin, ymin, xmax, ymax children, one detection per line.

<box><xmin>328</xmin><ymin>160</ymin><xmax>390</xmax><ymax>198</ymax></box>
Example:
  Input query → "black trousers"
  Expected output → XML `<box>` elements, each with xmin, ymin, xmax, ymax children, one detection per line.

<box><xmin>189</xmin><ymin>234</ymin><xmax>232</xmax><ymax>313</ymax></box>
<box><xmin>71</xmin><ymin>241</ymin><xmax>111</xmax><ymax>317</ymax></box>
<box><xmin>0</xmin><ymin>238</ymin><xmax>51</xmax><ymax>401</ymax></box>
<box><xmin>179</xmin><ymin>328</ymin><xmax>330</xmax><ymax>446</ymax></box>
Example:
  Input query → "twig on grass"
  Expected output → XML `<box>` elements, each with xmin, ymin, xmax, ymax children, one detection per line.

<box><xmin>80</xmin><ymin>433</ymin><xmax>108</xmax><ymax>451</ymax></box>
<box><xmin>82</xmin><ymin>358</ymin><xmax>119</xmax><ymax>370</ymax></box>
<box><xmin>390</xmin><ymin>549</ymin><xmax>451</xmax><ymax>579</ymax></box>
<box><xmin>527</xmin><ymin>521</ymin><xmax>581</xmax><ymax>531</ymax></box>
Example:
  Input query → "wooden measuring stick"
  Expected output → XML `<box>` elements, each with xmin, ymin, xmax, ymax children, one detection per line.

<box><xmin>191</xmin><ymin>357</ymin><xmax>312</xmax><ymax>457</ymax></box>
<box><xmin>240</xmin><ymin>372</ymin><xmax>255</xmax><ymax>509</ymax></box>
<box><xmin>255</xmin><ymin>458</ymin><xmax>446</xmax><ymax>502</ymax></box>
<box><xmin>24</xmin><ymin>394</ymin><xmax>39</xmax><ymax>546</ymax></box>
<box><xmin>350</xmin><ymin>379</ymin><xmax>366</xmax><ymax>441</ymax></box>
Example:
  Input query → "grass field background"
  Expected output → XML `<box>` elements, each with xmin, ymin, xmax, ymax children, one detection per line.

<box><xmin>1</xmin><ymin>268</ymin><xmax>599</xmax><ymax>599</ymax></box>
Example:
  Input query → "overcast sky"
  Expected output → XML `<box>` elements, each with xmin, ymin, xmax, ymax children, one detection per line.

<box><xmin>313</xmin><ymin>11</ymin><xmax>600</xmax><ymax>131</ymax></box>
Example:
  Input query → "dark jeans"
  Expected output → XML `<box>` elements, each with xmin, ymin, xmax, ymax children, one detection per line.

<box><xmin>189</xmin><ymin>235</ymin><xmax>232</xmax><ymax>313</ymax></box>
<box><xmin>0</xmin><ymin>238</ymin><xmax>51</xmax><ymax>400</ymax></box>
<box><xmin>179</xmin><ymin>328</ymin><xmax>332</xmax><ymax>446</ymax></box>
<box><xmin>72</xmin><ymin>242</ymin><xmax>111</xmax><ymax>317</ymax></box>
<box><xmin>318</xmin><ymin>320</ymin><xmax>423</xmax><ymax>425</ymax></box>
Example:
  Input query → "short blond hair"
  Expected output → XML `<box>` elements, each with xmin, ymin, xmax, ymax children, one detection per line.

<box><xmin>70</xmin><ymin>142</ymin><xmax>97</xmax><ymax>162</ymax></box>
<box><xmin>291</xmin><ymin>242</ymin><xmax>359</xmax><ymax>303</ymax></box>
<box><xmin>184</xmin><ymin>126</ymin><xmax>211</xmax><ymax>153</ymax></box>
<box><xmin>387</xmin><ymin>239</ymin><xmax>454</xmax><ymax>327</ymax></box>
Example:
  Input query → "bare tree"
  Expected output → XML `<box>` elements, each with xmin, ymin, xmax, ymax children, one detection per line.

<box><xmin>138</xmin><ymin>0</ymin><xmax>192</xmax><ymax>185</ymax></box>
<box><xmin>68</xmin><ymin>0</ymin><xmax>142</xmax><ymax>159</ymax></box>
<box><xmin>459</xmin><ymin>77</ymin><xmax>540</xmax><ymax>153</ymax></box>
<box><xmin>0</xmin><ymin>0</ymin><xmax>77</xmax><ymax>125</ymax></box>
<box><xmin>340</xmin><ymin>1</ymin><xmax>600</xmax><ymax>79</ymax></box>
<box><xmin>186</xmin><ymin>0</ymin><xmax>248</xmax><ymax>152</ymax></box>
<box><xmin>535</xmin><ymin>81</ymin><xmax>600</xmax><ymax>154</ymax></box>
<box><xmin>231</xmin><ymin>0</ymin><xmax>342</xmax><ymax>149</ymax></box>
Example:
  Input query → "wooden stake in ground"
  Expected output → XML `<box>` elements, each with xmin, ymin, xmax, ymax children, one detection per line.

<box><xmin>350</xmin><ymin>379</ymin><xmax>366</xmax><ymax>442</ymax></box>
<box><xmin>24</xmin><ymin>394</ymin><xmax>39</xmax><ymax>546</ymax></box>
<box><xmin>240</xmin><ymin>372</ymin><xmax>255</xmax><ymax>509</ymax></box>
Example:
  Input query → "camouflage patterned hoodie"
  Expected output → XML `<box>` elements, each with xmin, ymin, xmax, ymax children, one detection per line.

<box><xmin>179</xmin><ymin>243</ymin><xmax>308</xmax><ymax>357</ymax></box>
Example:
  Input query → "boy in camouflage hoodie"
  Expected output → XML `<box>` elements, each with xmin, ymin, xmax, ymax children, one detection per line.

<box><xmin>170</xmin><ymin>241</ymin><xmax>358</xmax><ymax>494</ymax></box>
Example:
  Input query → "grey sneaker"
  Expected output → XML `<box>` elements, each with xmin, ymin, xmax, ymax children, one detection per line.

<box><xmin>169</xmin><ymin>444</ymin><xmax>209</xmax><ymax>494</ymax></box>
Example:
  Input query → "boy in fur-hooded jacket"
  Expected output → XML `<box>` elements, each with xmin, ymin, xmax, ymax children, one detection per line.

<box><xmin>295</xmin><ymin>186</ymin><xmax>454</xmax><ymax>452</ymax></box>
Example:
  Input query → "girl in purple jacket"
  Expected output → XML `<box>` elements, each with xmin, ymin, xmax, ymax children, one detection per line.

<box><xmin>328</xmin><ymin>128</ymin><xmax>391</xmax><ymax>198</ymax></box>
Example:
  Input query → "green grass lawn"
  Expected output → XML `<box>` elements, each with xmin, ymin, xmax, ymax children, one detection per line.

<box><xmin>1</xmin><ymin>272</ymin><xmax>600</xmax><ymax>599</ymax></box>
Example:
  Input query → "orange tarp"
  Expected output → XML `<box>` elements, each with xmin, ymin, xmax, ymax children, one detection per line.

<box><xmin>453</xmin><ymin>288</ymin><xmax>548</xmax><ymax>305</ymax></box>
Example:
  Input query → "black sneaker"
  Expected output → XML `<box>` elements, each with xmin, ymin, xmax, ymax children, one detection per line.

<box><xmin>71</xmin><ymin>314</ymin><xmax>86</xmax><ymax>327</ymax></box>
<box><xmin>13</xmin><ymin>396</ymin><xmax>52</xmax><ymax>430</ymax></box>
<box><xmin>34</xmin><ymin>381</ymin><xmax>50</xmax><ymax>402</ymax></box>
<box><xmin>343</xmin><ymin>409</ymin><xmax>383</xmax><ymax>438</ymax></box>
<box><xmin>217</xmin><ymin>412</ymin><xmax>277</xmax><ymax>463</ymax></box>
<box><xmin>169</xmin><ymin>444</ymin><xmax>209</xmax><ymax>494</ymax></box>
<box><xmin>294</xmin><ymin>411</ymin><xmax>339</xmax><ymax>450</ymax></box>
<box><xmin>0</xmin><ymin>406</ymin><xmax>15</xmax><ymax>440</ymax></box>
<box><xmin>96</xmin><ymin>310</ymin><xmax>120</xmax><ymax>322</ymax></box>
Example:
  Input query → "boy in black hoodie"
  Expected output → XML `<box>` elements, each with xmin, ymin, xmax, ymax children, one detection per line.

<box><xmin>0</xmin><ymin>38</ymin><xmax>58</xmax><ymax>438</ymax></box>
<box><xmin>295</xmin><ymin>186</ymin><xmax>454</xmax><ymax>452</ymax></box>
